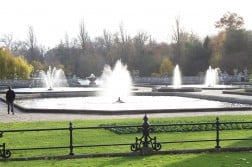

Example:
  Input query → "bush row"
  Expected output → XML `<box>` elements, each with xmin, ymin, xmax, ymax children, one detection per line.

<box><xmin>100</xmin><ymin>120</ymin><xmax>252</xmax><ymax>134</ymax></box>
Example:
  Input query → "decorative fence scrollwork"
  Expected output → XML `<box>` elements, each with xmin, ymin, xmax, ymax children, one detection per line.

<box><xmin>0</xmin><ymin>143</ymin><xmax>11</xmax><ymax>158</ymax></box>
<box><xmin>131</xmin><ymin>114</ymin><xmax>162</xmax><ymax>152</ymax></box>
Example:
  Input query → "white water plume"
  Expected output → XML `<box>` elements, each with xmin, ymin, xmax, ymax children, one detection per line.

<box><xmin>173</xmin><ymin>64</ymin><xmax>182</xmax><ymax>89</ymax></box>
<box><xmin>205</xmin><ymin>66</ymin><xmax>219</xmax><ymax>87</ymax></box>
<box><xmin>99</xmin><ymin>60</ymin><xmax>132</xmax><ymax>101</ymax></box>
<box><xmin>38</xmin><ymin>66</ymin><xmax>68</xmax><ymax>90</ymax></box>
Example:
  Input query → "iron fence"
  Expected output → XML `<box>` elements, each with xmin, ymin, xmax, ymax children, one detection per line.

<box><xmin>1</xmin><ymin>114</ymin><xmax>252</xmax><ymax>159</ymax></box>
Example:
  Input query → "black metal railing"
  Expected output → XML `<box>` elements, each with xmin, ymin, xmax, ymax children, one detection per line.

<box><xmin>1</xmin><ymin>114</ymin><xmax>252</xmax><ymax>159</ymax></box>
<box><xmin>130</xmin><ymin>114</ymin><xmax>161</xmax><ymax>153</ymax></box>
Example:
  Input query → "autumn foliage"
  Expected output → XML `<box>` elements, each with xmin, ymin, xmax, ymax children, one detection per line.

<box><xmin>0</xmin><ymin>48</ymin><xmax>33</xmax><ymax>79</ymax></box>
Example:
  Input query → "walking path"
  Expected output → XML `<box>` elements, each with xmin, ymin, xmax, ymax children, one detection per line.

<box><xmin>1</xmin><ymin>89</ymin><xmax>252</xmax><ymax>123</ymax></box>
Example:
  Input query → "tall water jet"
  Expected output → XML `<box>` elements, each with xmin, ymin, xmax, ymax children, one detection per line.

<box><xmin>205</xmin><ymin>66</ymin><xmax>218</xmax><ymax>87</ymax></box>
<box><xmin>99</xmin><ymin>60</ymin><xmax>132</xmax><ymax>100</ymax></box>
<box><xmin>38</xmin><ymin>66</ymin><xmax>68</xmax><ymax>90</ymax></box>
<box><xmin>173</xmin><ymin>65</ymin><xmax>182</xmax><ymax>89</ymax></box>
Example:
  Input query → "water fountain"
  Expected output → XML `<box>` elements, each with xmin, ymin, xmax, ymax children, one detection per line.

<box><xmin>202</xmin><ymin>66</ymin><xmax>240</xmax><ymax>90</ymax></box>
<box><xmin>157</xmin><ymin>65</ymin><xmax>201</xmax><ymax>92</ymax></box>
<box><xmin>173</xmin><ymin>64</ymin><xmax>182</xmax><ymax>89</ymax></box>
<box><xmin>205</xmin><ymin>66</ymin><xmax>218</xmax><ymax>87</ymax></box>
<box><xmin>0</xmin><ymin>60</ymin><xmax>250</xmax><ymax>114</ymax></box>
<box><xmin>6</xmin><ymin>66</ymin><xmax>99</xmax><ymax>97</ymax></box>
<box><xmin>99</xmin><ymin>60</ymin><xmax>132</xmax><ymax>101</ymax></box>
<box><xmin>38</xmin><ymin>66</ymin><xmax>69</xmax><ymax>90</ymax></box>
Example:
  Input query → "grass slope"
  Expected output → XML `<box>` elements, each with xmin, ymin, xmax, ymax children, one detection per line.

<box><xmin>0</xmin><ymin>115</ymin><xmax>252</xmax><ymax>166</ymax></box>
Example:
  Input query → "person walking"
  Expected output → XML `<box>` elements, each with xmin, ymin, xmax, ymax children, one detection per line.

<box><xmin>6</xmin><ymin>86</ymin><xmax>15</xmax><ymax>115</ymax></box>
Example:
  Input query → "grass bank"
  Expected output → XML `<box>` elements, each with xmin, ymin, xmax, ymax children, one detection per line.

<box><xmin>0</xmin><ymin>115</ymin><xmax>252</xmax><ymax>166</ymax></box>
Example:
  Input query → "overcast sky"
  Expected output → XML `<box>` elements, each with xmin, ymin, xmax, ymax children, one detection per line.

<box><xmin>0</xmin><ymin>0</ymin><xmax>251</xmax><ymax>48</ymax></box>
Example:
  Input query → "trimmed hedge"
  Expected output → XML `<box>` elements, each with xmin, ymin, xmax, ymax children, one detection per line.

<box><xmin>100</xmin><ymin>120</ymin><xmax>252</xmax><ymax>134</ymax></box>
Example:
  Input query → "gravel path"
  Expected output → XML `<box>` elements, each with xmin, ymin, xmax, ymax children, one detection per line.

<box><xmin>1</xmin><ymin>100</ymin><xmax>252</xmax><ymax>123</ymax></box>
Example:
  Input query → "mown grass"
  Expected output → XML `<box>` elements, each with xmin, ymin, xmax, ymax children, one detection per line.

<box><xmin>2</xmin><ymin>153</ymin><xmax>252</xmax><ymax>167</ymax></box>
<box><xmin>1</xmin><ymin>115</ymin><xmax>252</xmax><ymax>166</ymax></box>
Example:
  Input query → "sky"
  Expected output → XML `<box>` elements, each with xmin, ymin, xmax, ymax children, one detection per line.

<box><xmin>0</xmin><ymin>0</ymin><xmax>251</xmax><ymax>48</ymax></box>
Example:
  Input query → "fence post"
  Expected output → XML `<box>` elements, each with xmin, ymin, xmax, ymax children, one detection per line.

<box><xmin>69</xmin><ymin>122</ymin><xmax>74</xmax><ymax>155</ymax></box>
<box><xmin>215</xmin><ymin>117</ymin><xmax>221</xmax><ymax>148</ymax></box>
<box><xmin>130</xmin><ymin>114</ymin><xmax>161</xmax><ymax>153</ymax></box>
<box><xmin>142</xmin><ymin>114</ymin><xmax>150</xmax><ymax>148</ymax></box>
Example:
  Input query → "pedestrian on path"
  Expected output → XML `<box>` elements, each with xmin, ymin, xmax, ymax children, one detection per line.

<box><xmin>6</xmin><ymin>86</ymin><xmax>15</xmax><ymax>115</ymax></box>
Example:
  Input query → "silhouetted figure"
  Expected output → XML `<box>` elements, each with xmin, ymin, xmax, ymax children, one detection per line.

<box><xmin>6</xmin><ymin>86</ymin><xmax>15</xmax><ymax>115</ymax></box>
<box><xmin>116</xmin><ymin>97</ymin><xmax>124</xmax><ymax>103</ymax></box>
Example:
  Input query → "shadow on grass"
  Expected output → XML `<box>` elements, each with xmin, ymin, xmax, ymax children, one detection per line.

<box><xmin>94</xmin><ymin>133</ymin><xmax>252</xmax><ymax>167</ymax></box>
<box><xmin>94</xmin><ymin>156</ymin><xmax>144</xmax><ymax>167</ymax></box>
<box><xmin>162</xmin><ymin>134</ymin><xmax>252</xmax><ymax>167</ymax></box>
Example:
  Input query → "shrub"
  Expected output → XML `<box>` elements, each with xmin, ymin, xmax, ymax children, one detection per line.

<box><xmin>100</xmin><ymin>119</ymin><xmax>252</xmax><ymax>134</ymax></box>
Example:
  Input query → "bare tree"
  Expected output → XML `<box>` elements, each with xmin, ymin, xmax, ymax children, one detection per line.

<box><xmin>11</xmin><ymin>40</ymin><xmax>28</xmax><ymax>57</ymax></box>
<box><xmin>0</xmin><ymin>33</ymin><xmax>13</xmax><ymax>49</ymax></box>
<box><xmin>134</xmin><ymin>32</ymin><xmax>149</xmax><ymax>49</ymax></box>
<box><xmin>64</xmin><ymin>33</ymin><xmax>70</xmax><ymax>48</ymax></box>
<box><xmin>119</xmin><ymin>23</ymin><xmax>128</xmax><ymax>45</ymax></box>
<box><xmin>133</xmin><ymin>32</ymin><xmax>148</xmax><ymax>58</ymax></box>
<box><xmin>103</xmin><ymin>29</ymin><xmax>113</xmax><ymax>66</ymax></box>
<box><xmin>78</xmin><ymin>19</ymin><xmax>89</xmax><ymax>56</ymax></box>
<box><xmin>119</xmin><ymin>23</ymin><xmax>130</xmax><ymax>64</ymax></box>
<box><xmin>172</xmin><ymin>16</ymin><xmax>186</xmax><ymax>65</ymax></box>
<box><xmin>26</xmin><ymin>25</ymin><xmax>37</xmax><ymax>62</ymax></box>
<box><xmin>27</xmin><ymin>26</ymin><xmax>36</xmax><ymax>50</ymax></box>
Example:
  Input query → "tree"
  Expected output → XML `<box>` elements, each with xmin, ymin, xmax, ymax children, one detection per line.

<box><xmin>159</xmin><ymin>57</ymin><xmax>173</xmax><ymax>76</ymax></box>
<box><xmin>30</xmin><ymin>60</ymin><xmax>45</xmax><ymax>73</ymax></box>
<box><xmin>0</xmin><ymin>48</ymin><xmax>32</xmax><ymax>79</ymax></box>
<box><xmin>45</xmin><ymin>41</ymin><xmax>72</xmax><ymax>76</ymax></box>
<box><xmin>172</xmin><ymin>16</ymin><xmax>187</xmax><ymax>66</ymax></box>
<box><xmin>15</xmin><ymin>56</ymin><xmax>33</xmax><ymax>79</ymax></box>
<box><xmin>182</xmin><ymin>36</ymin><xmax>210</xmax><ymax>75</ymax></box>
<box><xmin>208</xmin><ymin>31</ymin><xmax>226</xmax><ymax>65</ymax></box>
<box><xmin>27</xmin><ymin>26</ymin><xmax>36</xmax><ymax>61</ymax></box>
<box><xmin>103</xmin><ymin>29</ymin><xmax>114</xmax><ymax>66</ymax></box>
<box><xmin>119</xmin><ymin>23</ymin><xmax>130</xmax><ymax>64</ymax></box>
<box><xmin>221</xmin><ymin>29</ymin><xmax>251</xmax><ymax>72</ymax></box>
<box><xmin>0</xmin><ymin>33</ymin><xmax>13</xmax><ymax>49</ymax></box>
<box><xmin>26</xmin><ymin>26</ymin><xmax>43</xmax><ymax>62</ymax></box>
<box><xmin>10</xmin><ymin>40</ymin><xmax>28</xmax><ymax>57</ymax></box>
<box><xmin>132</xmin><ymin>32</ymin><xmax>149</xmax><ymax>76</ymax></box>
<box><xmin>78</xmin><ymin>19</ymin><xmax>89</xmax><ymax>56</ymax></box>
<box><xmin>215</xmin><ymin>12</ymin><xmax>244</xmax><ymax>30</ymax></box>
<box><xmin>210</xmin><ymin>53</ymin><xmax>222</xmax><ymax>68</ymax></box>
<box><xmin>203</xmin><ymin>36</ymin><xmax>210</xmax><ymax>49</ymax></box>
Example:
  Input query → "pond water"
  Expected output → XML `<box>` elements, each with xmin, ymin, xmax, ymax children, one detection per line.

<box><xmin>15</xmin><ymin>96</ymin><xmax>251</xmax><ymax>111</ymax></box>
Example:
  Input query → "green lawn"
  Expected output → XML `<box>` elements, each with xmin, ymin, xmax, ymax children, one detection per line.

<box><xmin>1</xmin><ymin>115</ymin><xmax>252</xmax><ymax>166</ymax></box>
<box><xmin>1</xmin><ymin>152</ymin><xmax>252</xmax><ymax>167</ymax></box>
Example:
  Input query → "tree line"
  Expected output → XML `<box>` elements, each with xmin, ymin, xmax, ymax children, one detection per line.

<box><xmin>0</xmin><ymin>12</ymin><xmax>251</xmax><ymax>79</ymax></box>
